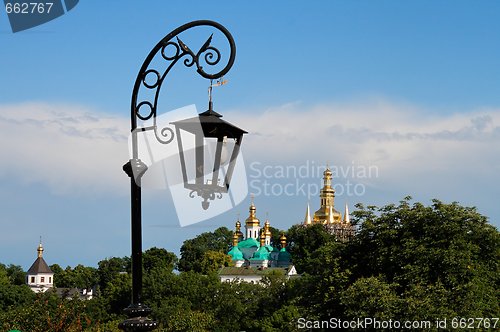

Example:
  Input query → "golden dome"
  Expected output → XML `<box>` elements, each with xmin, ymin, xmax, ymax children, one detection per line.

<box><xmin>37</xmin><ymin>242</ymin><xmax>44</xmax><ymax>258</ymax></box>
<box><xmin>260</xmin><ymin>230</ymin><xmax>266</xmax><ymax>245</ymax></box>
<box><xmin>314</xmin><ymin>207</ymin><xmax>342</xmax><ymax>224</ymax></box>
<box><xmin>264</xmin><ymin>220</ymin><xmax>272</xmax><ymax>237</ymax></box>
<box><xmin>279</xmin><ymin>233</ymin><xmax>287</xmax><ymax>248</ymax></box>
<box><xmin>245</xmin><ymin>201</ymin><xmax>260</xmax><ymax>226</ymax></box>
<box><xmin>232</xmin><ymin>232</ymin><xmax>239</xmax><ymax>246</ymax></box>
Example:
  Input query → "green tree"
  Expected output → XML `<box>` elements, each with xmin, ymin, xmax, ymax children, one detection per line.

<box><xmin>0</xmin><ymin>290</ymin><xmax>93</xmax><ymax>332</ymax></box>
<box><xmin>0</xmin><ymin>264</ymin><xmax>9</xmax><ymax>285</ymax></box>
<box><xmin>212</xmin><ymin>280</ymin><xmax>266</xmax><ymax>332</ymax></box>
<box><xmin>5</xmin><ymin>264</ymin><xmax>26</xmax><ymax>285</ymax></box>
<box><xmin>289</xmin><ymin>241</ymin><xmax>350</xmax><ymax>320</ymax></box>
<box><xmin>97</xmin><ymin>256</ymin><xmax>130</xmax><ymax>290</ymax></box>
<box><xmin>259</xmin><ymin>305</ymin><xmax>302</xmax><ymax>332</ymax></box>
<box><xmin>0</xmin><ymin>283</ymin><xmax>35</xmax><ymax>312</ymax></box>
<box><xmin>101</xmin><ymin>272</ymin><xmax>132</xmax><ymax>315</ymax></box>
<box><xmin>50</xmin><ymin>263</ymin><xmax>67</xmax><ymax>287</ymax></box>
<box><xmin>178</xmin><ymin>227</ymin><xmax>232</xmax><ymax>273</ymax></box>
<box><xmin>286</xmin><ymin>223</ymin><xmax>335</xmax><ymax>273</ymax></box>
<box><xmin>72</xmin><ymin>264</ymin><xmax>98</xmax><ymax>289</ymax></box>
<box><xmin>347</xmin><ymin>197</ymin><xmax>500</xmax><ymax>319</ymax></box>
<box><xmin>269</xmin><ymin>226</ymin><xmax>285</xmax><ymax>248</ymax></box>
<box><xmin>340</xmin><ymin>276</ymin><xmax>400</xmax><ymax>320</ymax></box>
<box><xmin>163</xmin><ymin>307</ymin><xmax>216</xmax><ymax>332</ymax></box>
<box><xmin>399</xmin><ymin>282</ymin><xmax>456</xmax><ymax>322</ymax></box>
<box><xmin>50</xmin><ymin>264</ymin><xmax>98</xmax><ymax>289</ymax></box>
<box><xmin>199</xmin><ymin>250</ymin><xmax>232</xmax><ymax>274</ymax></box>
<box><xmin>1</xmin><ymin>198</ymin><xmax>497</xmax><ymax>330</ymax></box>
<box><xmin>143</xmin><ymin>247</ymin><xmax>177</xmax><ymax>274</ymax></box>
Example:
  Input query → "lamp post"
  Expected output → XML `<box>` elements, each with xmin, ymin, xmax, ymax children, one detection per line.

<box><xmin>119</xmin><ymin>20</ymin><xmax>242</xmax><ymax>331</ymax></box>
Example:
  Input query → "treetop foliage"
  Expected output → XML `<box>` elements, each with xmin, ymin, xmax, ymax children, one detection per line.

<box><xmin>1</xmin><ymin>198</ymin><xmax>498</xmax><ymax>331</ymax></box>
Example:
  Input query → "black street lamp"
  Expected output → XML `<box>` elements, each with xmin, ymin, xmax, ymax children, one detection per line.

<box><xmin>171</xmin><ymin>102</ymin><xmax>246</xmax><ymax>210</ymax></box>
<box><xmin>119</xmin><ymin>20</ymin><xmax>244</xmax><ymax>331</ymax></box>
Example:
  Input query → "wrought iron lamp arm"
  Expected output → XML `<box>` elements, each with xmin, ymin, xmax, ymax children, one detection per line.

<box><xmin>129</xmin><ymin>20</ymin><xmax>236</xmax><ymax>158</ymax></box>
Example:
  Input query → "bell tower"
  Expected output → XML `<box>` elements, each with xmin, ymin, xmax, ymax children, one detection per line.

<box><xmin>244</xmin><ymin>196</ymin><xmax>261</xmax><ymax>239</ymax></box>
<box><xmin>313</xmin><ymin>167</ymin><xmax>341</xmax><ymax>223</ymax></box>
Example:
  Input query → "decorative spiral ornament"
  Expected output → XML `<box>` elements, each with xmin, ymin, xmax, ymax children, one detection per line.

<box><xmin>203</xmin><ymin>46</ymin><xmax>221</xmax><ymax>66</ymax></box>
<box><xmin>155</xmin><ymin>126</ymin><xmax>174</xmax><ymax>145</ymax></box>
<box><xmin>183</xmin><ymin>55</ymin><xmax>195</xmax><ymax>67</ymax></box>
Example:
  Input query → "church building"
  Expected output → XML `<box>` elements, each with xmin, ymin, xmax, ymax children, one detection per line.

<box><xmin>303</xmin><ymin>166</ymin><xmax>356</xmax><ymax>241</ymax></box>
<box><xmin>26</xmin><ymin>240</ymin><xmax>54</xmax><ymax>293</ymax></box>
<box><xmin>220</xmin><ymin>199</ymin><xmax>296</xmax><ymax>283</ymax></box>
<box><xmin>220</xmin><ymin>165</ymin><xmax>356</xmax><ymax>282</ymax></box>
<box><xmin>25</xmin><ymin>240</ymin><xmax>95</xmax><ymax>299</ymax></box>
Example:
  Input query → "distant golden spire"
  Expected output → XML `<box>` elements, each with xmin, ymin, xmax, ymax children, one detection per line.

<box><xmin>37</xmin><ymin>237</ymin><xmax>44</xmax><ymax>258</ymax></box>
<box><xmin>304</xmin><ymin>202</ymin><xmax>312</xmax><ymax>225</ymax></box>
<box><xmin>343</xmin><ymin>203</ymin><xmax>350</xmax><ymax>224</ymax></box>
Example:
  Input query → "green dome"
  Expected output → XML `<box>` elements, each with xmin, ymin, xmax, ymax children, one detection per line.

<box><xmin>251</xmin><ymin>246</ymin><xmax>270</xmax><ymax>260</ymax></box>
<box><xmin>238</xmin><ymin>238</ymin><xmax>260</xmax><ymax>248</ymax></box>
<box><xmin>265</xmin><ymin>244</ymin><xmax>276</xmax><ymax>253</ymax></box>
<box><xmin>278</xmin><ymin>247</ymin><xmax>291</xmax><ymax>262</ymax></box>
<box><xmin>228</xmin><ymin>246</ymin><xmax>244</xmax><ymax>260</ymax></box>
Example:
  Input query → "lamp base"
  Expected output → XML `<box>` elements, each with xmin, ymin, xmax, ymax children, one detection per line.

<box><xmin>118</xmin><ymin>316</ymin><xmax>158</xmax><ymax>332</ymax></box>
<box><xmin>119</xmin><ymin>303</ymin><xmax>158</xmax><ymax>331</ymax></box>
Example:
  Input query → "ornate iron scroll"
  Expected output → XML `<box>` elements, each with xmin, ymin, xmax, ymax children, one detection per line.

<box><xmin>129</xmin><ymin>20</ymin><xmax>236</xmax><ymax>155</ymax></box>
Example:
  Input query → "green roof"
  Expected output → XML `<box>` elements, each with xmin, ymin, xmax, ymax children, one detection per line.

<box><xmin>251</xmin><ymin>246</ymin><xmax>270</xmax><ymax>260</ymax></box>
<box><xmin>278</xmin><ymin>247</ymin><xmax>291</xmax><ymax>261</ymax></box>
<box><xmin>228</xmin><ymin>246</ymin><xmax>244</xmax><ymax>260</ymax></box>
<box><xmin>265</xmin><ymin>244</ymin><xmax>277</xmax><ymax>252</ymax></box>
<box><xmin>237</xmin><ymin>238</ymin><xmax>260</xmax><ymax>248</ymax></box>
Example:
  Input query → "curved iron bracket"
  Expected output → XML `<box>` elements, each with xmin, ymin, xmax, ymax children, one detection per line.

<box><xmin>129</xmin><ymin>20</ymin><xmax>236</xmax><ymax>158</ymax></box>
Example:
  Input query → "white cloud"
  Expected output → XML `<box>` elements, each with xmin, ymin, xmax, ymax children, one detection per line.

<box><xmin>228</xmin><ymin>99</ymin><xmax>500</xmax><ymax>199</ymax></box>
<box><xmin>0</xmin><ymin>102</ymin><xmax>130</xmax><ymax>195</ymax></box>
<box><xmin>1</xmin><ymin>99</ymin><xmax>499</xmax><ymax>208</ymax></box>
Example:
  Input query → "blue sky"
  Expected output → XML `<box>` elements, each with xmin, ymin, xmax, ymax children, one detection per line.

<box><xmin>1</xmin><ymin>1</ymin><xmax>499</xmax><ymax>269</ymax></box>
